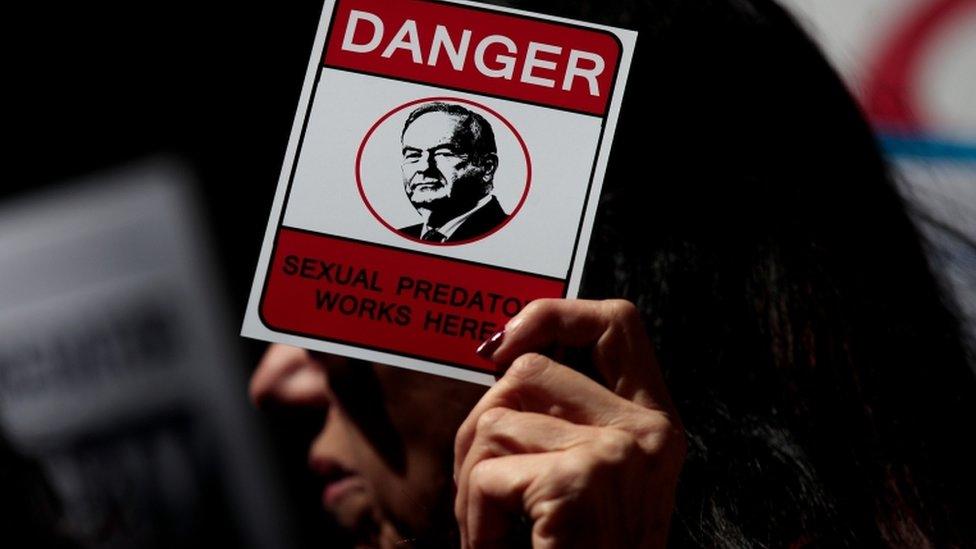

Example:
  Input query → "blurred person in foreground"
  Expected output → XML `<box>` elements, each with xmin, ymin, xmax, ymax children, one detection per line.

<box><xmin>250</xmin><ymin>0</ymin><xmax>976</xmax><ymax>546</ymax></box>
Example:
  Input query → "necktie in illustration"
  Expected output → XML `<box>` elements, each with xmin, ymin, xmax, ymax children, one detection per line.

<box><xmin>422</xmin><ymin>228</ymin><xmax>447</xmax><ymax>242</ymax></box>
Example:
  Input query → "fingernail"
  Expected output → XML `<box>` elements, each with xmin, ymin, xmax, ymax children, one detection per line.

<box><xmin>475</xmin><ymin>330</ymin><xmax>505</xmax><ymax>359</ymax></box>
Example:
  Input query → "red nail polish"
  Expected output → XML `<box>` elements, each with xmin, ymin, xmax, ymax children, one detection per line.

<box><xmin>475</xmin><ymin>330</ymin><xmax>505</xmax><ymax>358</ymax></box>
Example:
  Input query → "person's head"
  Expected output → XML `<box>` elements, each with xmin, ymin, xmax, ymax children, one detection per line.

<box><xmin>400</xmin><ymin>103</ymin><xmax>498</xmax><ymax>223</ymax></box>
<box><xmin>250</xmin><ymin>345</ymin><xmax>486</xmax><ymax>548</ymax></box>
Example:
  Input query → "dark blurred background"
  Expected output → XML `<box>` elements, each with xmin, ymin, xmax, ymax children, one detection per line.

<box><xmin>2</xmin><ymin>0</ymin><xmax>973</xmax><ymax>548</ymax></box>
<box><xmin>8</xmin><ymin>1</ymin><xmax>321</xmax><ymax>310</ymax></box>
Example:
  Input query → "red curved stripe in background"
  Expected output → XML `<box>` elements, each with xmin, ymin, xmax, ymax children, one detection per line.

<box><xmin>862</xmin><ymin>0</ymin><xmax>974</xmax><ymax>134</ymax></box>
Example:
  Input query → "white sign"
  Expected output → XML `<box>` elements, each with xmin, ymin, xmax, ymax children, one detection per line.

<box><xmin>243</xmin><ymin>0</ymin><xmax>636</xmax><ymax>385</ymax></box>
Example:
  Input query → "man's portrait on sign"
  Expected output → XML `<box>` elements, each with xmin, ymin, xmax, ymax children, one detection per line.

<box><xmin>355</xmin><ymin>98</ymin><xmax>530</xmax><ymax>246</ymax></box>
<box><xmin>397</xmin><ymin>102</ymin><xmax>508</xmax><ymax>243</ymax></box>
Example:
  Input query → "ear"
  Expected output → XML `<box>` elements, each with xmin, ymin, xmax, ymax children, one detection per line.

<box><xmin>480</xmin><ymin>153</ymin><xmax>498</xmax><ymax>181</ymax></box>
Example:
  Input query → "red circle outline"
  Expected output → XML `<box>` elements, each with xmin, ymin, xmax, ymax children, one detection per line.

<box><xmin>355</xmin><ymin>96</ymin><xmax>533</xmax><ymax>246</ymax></box>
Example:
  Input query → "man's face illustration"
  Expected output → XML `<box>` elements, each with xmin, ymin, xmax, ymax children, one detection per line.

<box><xmin>401</xmin><ymin>112</ymin><xmax>491</xmax><ymax>215</ymax></box>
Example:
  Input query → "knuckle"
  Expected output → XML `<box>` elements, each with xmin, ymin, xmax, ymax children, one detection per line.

<box><xmin>605</xmin><ymin>299</ymin><xmax>641</xmax><ymax>326</ymax></box>
<box><xmin>554</xmin><ymin>451</ymin><xmax>597</xmax><ymax>486</ymax></box>
<box><xmin>516</xmin><ymin>299</ymin><xmax>563</xmax><ymax>331</ymax></box>
<box><xmin>468</xmin><ymin>459</ymin><xmax>496</xmax><ymax>493</ymax></box>
<box><xmin>631</xmin><ymin>412</ymin><xmax>688</xmax><ymax>467</ymax></box>
<box><xmin>631</xmin><ymin>410</ymin><xmax>671</xmax><ymax>438</ymax></box>
<box><xmin>475</xmin><ymin>407</ymin><xmax>510</xmax><ymax>434</ymax></box>
<box><xmin>597</xmin><ymin>428</ymin><xmax>641</xmax><ymax>463</ymax></box>
<box><xmin>506</xmin><ymin>352</ymin><xmax>548</xmax><ymax>382</ymax></box>
<box><xmin>521</xmin><ymin>298</ymin><xmax>557</xmax><ymax>320</ymax></box>
<box><xmin>557</xmin><ymin>445</ymin><xmax>612</xmax><ymax>489</ymax></box>
<box><xmin>552</xmin><ymin>435</ymin><xmax>647</xmax><ymax>493</ymax></box>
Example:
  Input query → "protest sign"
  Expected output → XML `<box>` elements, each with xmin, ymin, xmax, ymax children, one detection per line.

<box><xmin>0</xmin><ymin>162</ymin><xmax>290</xmax><ymax>547</ymax></box>
<box><xmin>243</xmin><ymin>0</ymin><xmax>636</xmax><ymax>385</ymax></box>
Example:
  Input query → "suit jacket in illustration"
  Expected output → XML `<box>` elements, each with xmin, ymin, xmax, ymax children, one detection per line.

<box><xmin>398</xmin><ymin>196</ymin><xmax>509</xmax><ymax>242</ymax></box>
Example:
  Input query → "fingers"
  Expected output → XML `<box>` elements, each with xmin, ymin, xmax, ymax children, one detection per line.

<box><xmin>485</xmin><ymin>299</ymin><xmax>670</xmax><ymax>411</ymax></box>
<box><xmin>463</xmin><ymin>452</ymin><xmax>551</xmax><ymax>549</ymax></box>
<box><xmin>466</xmin><ymin>408</ymin><xmax>598</xmax><ymax>457</ymax></box>
<box><xmin>455</xmin><ymin>299</ymin><xmax>686</xmax><ymax>548</ymax></box>
<box><xmin>455</xmin><ymin>408</ymin><xmax>600</xmax><ymax>547</ymax></box>
<box><xmin>454</xmin><ymin>354</ymin><xmax>656</xmax><ymax>479</ymax></box>
<box><xmin>460</xmin><ymin>431</ymin><xmax>669</xmax><ymax>549</ymax></box>
<box><xmin>249</xmin><ymin>344</ymin><xmax>329</xmax><ymax>408</ymax></box>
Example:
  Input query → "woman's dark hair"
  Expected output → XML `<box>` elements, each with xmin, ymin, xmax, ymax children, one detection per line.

<box><xmin>508</xmin><ymin>0</ymin><xmax>976</xmax><ymax>546</ymax></box>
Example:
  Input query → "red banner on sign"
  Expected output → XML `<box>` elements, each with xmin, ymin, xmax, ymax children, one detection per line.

<box><xmin>323</xmin><ymin>0</ymin><xmax>622</xmax><ymax>116</ymax></box>
<box><xmin>260</xmin><ymin>228</ymin><xmax>566</xmax><ymax>373</ymax></box>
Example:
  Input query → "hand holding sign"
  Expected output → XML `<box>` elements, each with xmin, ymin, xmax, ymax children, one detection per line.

<box><xmin>453</xmin><ymin>299</ymin><xmax>686</xmax><ymax>548</ymax></box>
